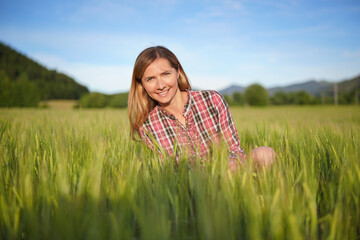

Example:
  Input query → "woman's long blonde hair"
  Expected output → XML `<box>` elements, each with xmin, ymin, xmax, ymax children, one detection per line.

<box><xmin>128</xmin><ymin>46</ymin><xmax>191</xmax><ymax>139</ymax></box>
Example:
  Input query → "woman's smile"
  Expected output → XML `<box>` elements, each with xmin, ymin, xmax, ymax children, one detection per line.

<box><xmin>157</xmin><ymin>88</ymin><xmax>170</xmax><ymax>96</ymax></box>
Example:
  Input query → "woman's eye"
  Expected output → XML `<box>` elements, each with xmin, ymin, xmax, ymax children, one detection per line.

<box><xmin>163</xmin><ymin>72</ymin><xmax>170</xmax><ymax>76</ymax></box>
<box><xmin>146</xmin><ymin>78</ymin><xmax>153</xmax><ymax>82</ymax></box>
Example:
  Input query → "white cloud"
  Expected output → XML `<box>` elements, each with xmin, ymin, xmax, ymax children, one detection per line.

<box><xmin>32</xmin><ymin>53</ymin><xmax>132</xmax><ymax>93</ymax></box>
<box><xmin>190</xmin><ymin>74</ymin><xmax>235</xmax><ymax>91</ymax></box>
<box><xmin>67</xmin><ymin>64</ymin><xmax>133</xmax><ymax>93</ymax></box>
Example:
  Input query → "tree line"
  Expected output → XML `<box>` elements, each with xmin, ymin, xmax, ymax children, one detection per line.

<box><xmin>76</xmin><ymin>92</ymin><xmax>128</xmax><ymax>108</ymax></box>
<box><xmin>224</xmin><ymin>84</ymin><xmax>359</xmax><ymax>106</ymax></box>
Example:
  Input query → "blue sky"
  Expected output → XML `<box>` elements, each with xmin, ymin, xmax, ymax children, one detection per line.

<box><xmin>1</xmin><ymin>0</ymin><xmax>359</xmax><ymax>93</ymax></box>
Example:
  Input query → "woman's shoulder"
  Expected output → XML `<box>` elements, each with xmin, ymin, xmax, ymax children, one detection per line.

<box><xmin>190</xmin><ymin>89</ymin><xmax>222</xmax><ymax>98</ymax></box>
<box><xmin>190</xmin><ymin>90</ymin><xmax>225</xmax><ymax>104</ymax></box>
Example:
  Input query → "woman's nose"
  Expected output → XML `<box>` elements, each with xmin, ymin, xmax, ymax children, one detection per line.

<box><xmin>156</xmin><ymin>78</ymin><xmax>166</xmax><ymax>90</ymax></box>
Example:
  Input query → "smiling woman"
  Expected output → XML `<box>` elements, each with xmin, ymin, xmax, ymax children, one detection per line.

<box><xmin>128</xmin><ymin>46</ymin><xmax>276</xmax><ymax>171</ymax></box>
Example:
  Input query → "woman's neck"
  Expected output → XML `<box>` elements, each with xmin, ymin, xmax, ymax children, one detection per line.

<box><xmin>161</xmin><ymin>90</ymin><xmax>188</xmax><ymax>123</ymax></box>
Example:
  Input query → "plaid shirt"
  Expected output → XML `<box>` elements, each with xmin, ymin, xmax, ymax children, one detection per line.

<box><xmin>139</xmin><ymin>90</ymin><xmax>246</xmax><ymax>162</ymax></box>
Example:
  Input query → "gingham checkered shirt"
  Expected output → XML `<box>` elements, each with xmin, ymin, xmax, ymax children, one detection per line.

<box><xmin>139</xmin><ymin>90</ymin><xmax>246</xmax><ymax>162</ymax></box>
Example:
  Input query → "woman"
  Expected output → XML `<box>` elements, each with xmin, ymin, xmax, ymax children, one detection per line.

<box><xmin>128</xmin><ymin>46</ymin><xmax>275</xmax><ymax>171</ymax></box>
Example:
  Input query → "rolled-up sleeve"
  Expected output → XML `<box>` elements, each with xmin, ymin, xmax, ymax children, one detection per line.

<box><xmin>213</xmin><ymin>92</ymin><xmax>246</xmax><ymax>162</ymax></box>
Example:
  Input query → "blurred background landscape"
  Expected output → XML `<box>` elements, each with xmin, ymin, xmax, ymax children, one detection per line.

<box><xmin>0</xmin><ymin>0</ymin><xmax>359</xmax><ymax>108</ymax></box>
<box><xmin>0</xmin><ymin>41</ymin><xmax>358</xmax><ymax>108</ymax></box>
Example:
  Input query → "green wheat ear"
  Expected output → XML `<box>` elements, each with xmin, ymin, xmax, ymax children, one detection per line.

<box><xmin>143</xmin><ymin>128</ymin><xmax>167</xmax><ymax>159</ymax></box>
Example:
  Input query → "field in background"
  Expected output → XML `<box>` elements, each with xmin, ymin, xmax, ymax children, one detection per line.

<box><xmin>0</xmin><ymin>106</ymin><xmax>359</xmax><ymax>240</ymax></box>
<box><xmin>39</xmin><ymin>100</ymin><xmax>78</xmax><ymax>109</ymax></box>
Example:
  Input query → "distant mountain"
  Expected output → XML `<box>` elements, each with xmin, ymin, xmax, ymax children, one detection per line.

<box><xmin>323</xmin><ymin>74</ymin><xmax>360</xmax><ymax>94</ymax></box>
<box><xmin>0</xmin><ymin>41</ymin><xmax>89</xmax><ymax>100</ymax></box>
<box><xmin>219</xmin><ymin>75</ymin><xmax>360</xmax><ymax>97</ymax></box>
<box><xmin>219</xmin><ymin>84</ymin><xmax>246</xmax><ymax>95</ymax></box>
<box><xmin>267</xmin><ymin>80</ymin><xmax>333</xmax><ymax>96</ymax></box>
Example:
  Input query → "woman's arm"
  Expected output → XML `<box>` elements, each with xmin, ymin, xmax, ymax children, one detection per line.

<box><xmin>213</xmin><ymin>91</ymin><xmax>246</xmax><ymax>163</ymax></box>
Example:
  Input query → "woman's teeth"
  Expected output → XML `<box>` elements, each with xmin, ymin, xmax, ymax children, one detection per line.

<box><xmin>158</xmin><ymin>90</ymin><xmax>168</xmax><ymax>96</ymax></box>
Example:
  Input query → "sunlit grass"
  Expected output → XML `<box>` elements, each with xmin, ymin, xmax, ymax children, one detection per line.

<box><xmin>0</xmin><ymin>106</ymin><xmax>359</xmax><ymax>239</ymax></box>
<box><xmin>38</xmin><ymin>100</ymin><xmax>78</xmax><ymax>109</ymax></box>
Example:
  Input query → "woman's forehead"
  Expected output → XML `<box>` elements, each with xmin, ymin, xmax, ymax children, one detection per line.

<box><xmin>143</xmin><ymin>58</ymin><xmax>174</xmax><ymax>75</ymax></box>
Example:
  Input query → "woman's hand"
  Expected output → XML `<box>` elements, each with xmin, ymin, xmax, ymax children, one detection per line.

<box><xmin>228</xmin><ymin>159</ymin><xmax>240</xmax><ymax>172</ymax></box>
<box><xmin>228</xmin><ymin>146</ymin><xmax>276</xmax><ymax>173</ymax></box>
<box><xmin>249</xmin><ymin>146</ymin><xmax>276</xmax><ymax>170</ymax></box>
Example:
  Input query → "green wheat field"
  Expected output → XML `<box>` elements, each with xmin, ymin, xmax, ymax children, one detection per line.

<box><xmin>1</xmin><ymin>106</ymin><xmax>359</xmax><ymax>240</ymax></box>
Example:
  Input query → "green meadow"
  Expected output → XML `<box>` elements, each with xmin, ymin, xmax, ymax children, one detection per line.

<box><xmin>1</xmin><ymin>106</ymin><xmax>359</xmax><ymax>240</ymax></box>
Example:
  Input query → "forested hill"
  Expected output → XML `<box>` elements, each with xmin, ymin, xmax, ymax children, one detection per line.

<box><xmin>0</xmin><ymin>42</ymin><xmax>89</xmax><ymax>103</ymax></box>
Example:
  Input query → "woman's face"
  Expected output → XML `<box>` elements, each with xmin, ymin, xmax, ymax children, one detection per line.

<box><xmin>141</xmin><ymin>58</ymin><xmax>180</xmax><ymax>107</ymax></box>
